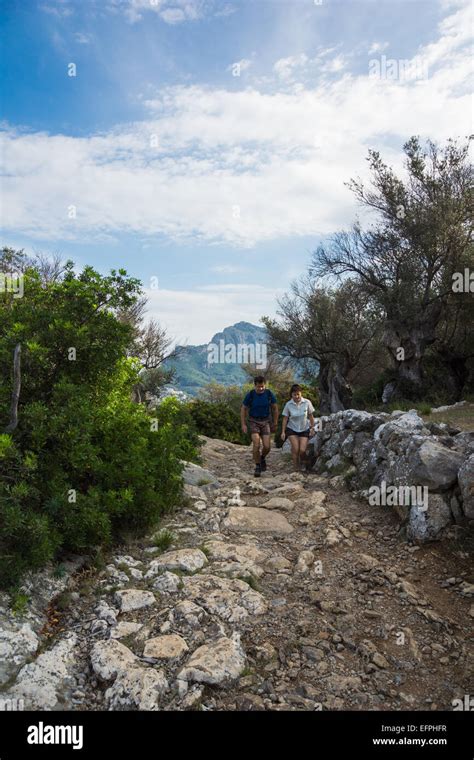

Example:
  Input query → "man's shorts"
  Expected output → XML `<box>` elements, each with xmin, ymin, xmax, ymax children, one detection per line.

<box><xmin>249</xmin><ymin>417</ymin><xmax>271</xmax><ymax>435</ymax></box>
<box><xmin>286</xmin><ymin>427</ymin><xmax>310</xmax><ymax>438</ymax></box>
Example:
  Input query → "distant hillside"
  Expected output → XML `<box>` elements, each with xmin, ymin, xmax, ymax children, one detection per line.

<box><xmin>163</xmin><ymin>321</ymin><xmax>267</xmax><ymax>396</ymax></box>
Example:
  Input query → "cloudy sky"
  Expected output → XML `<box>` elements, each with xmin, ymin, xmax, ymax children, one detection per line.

<box><xmin>1</xmin><ymin>0</ymin><xmax>472</xmax><ymax>343</ymax></box>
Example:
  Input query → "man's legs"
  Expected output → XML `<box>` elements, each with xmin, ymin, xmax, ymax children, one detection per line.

<box><xmin>261</xmin><ymin>434</ymin><xmax>271</xmax><ymax>459</ymax></box>
<box><xmin>251</xmin><ymin>433</ymin><xmax>262</xmax><ymax>464</ymax></box>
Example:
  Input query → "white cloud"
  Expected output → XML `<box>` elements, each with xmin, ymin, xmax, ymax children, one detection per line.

<box><xmin>117</xmin><ymin>0</ymin><xmax>213</xmax><ymax>24</ymax></box>
<box><xmin>319</xmin><ymin>54</ymin><xmax>347</xmax><ymax>74</ymax></box>
<box><xmin>159</xmin><ymin>8</ymin><xmax>185</xmax><ymax>24</ymax></box>
<box><xmin>40</xmin><ymin>2</ymin><xmax>74</xmax><ymax>18</ymax></box>
<box><xmin>273</xmin><ymin>54</ymin><xmax>309</xmax><ymax>81</ymax></box>
<box><xmin>214</xmin><ymin>4</ymin><xmax>236</xmax><ymax>18</ymax></box>
<box><xmin>2</xmin><ymin>0</ymin><xmax>472</xmax><ymax>248</ymax></box>
<box><xmin>368</xmin><ymin>42</ymin><xmax>389</xmax><ymax>55</ymax></box>
<box><xmin>143</xmin><ymin>285</ymin><xmax>281</xmax><ymax>344</ymax></box>
<box><xmin>273</xmin><ymin>47</ymin><xmax>348</xmax><ymax>83</ymax></box>
<box><xmin>74</xmin><ymin>32</ymin><xmax>93</xmax><ymax>44</ymax></box>
<box><xmin>211</xmin><ymin>265</ymin><xmax>247</xmax><ymax>274</ymax></box>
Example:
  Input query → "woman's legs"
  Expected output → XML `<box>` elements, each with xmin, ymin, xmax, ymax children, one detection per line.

<box><xmin>298</xmin><ymin>436</ymin><xmax>309</xmax><ymax>467</ymax></box>
<box><xmin>288</xmin><ymin>434</ymin><xmax>300</xmax><ymax>469</ymax></box>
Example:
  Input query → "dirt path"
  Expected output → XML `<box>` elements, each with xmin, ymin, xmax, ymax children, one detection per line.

<box><xmin>5</xmin><ymin>437</ymin><xmax>473</xmax><ymax>712</ymax></box>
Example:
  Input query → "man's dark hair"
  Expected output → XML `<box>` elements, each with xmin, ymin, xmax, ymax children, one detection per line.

<box><xmin>290</xmin><ymin>384</ymin><xmax>302</xmax><ymax>394</ymax></box>
<box><xmin>254</xmin><ymin>375</ymin><xmax>266</xmax><ymax>384</ymax></box>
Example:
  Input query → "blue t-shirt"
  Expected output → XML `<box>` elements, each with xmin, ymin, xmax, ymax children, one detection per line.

<box><xmin>243</xmin><ymin>389</ymin><xmax>277</xmax><ymax>418</ymax></box>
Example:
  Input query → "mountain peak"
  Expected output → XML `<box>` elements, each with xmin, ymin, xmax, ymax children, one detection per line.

<box><xmin>210</xmin><ymin>321</ymin><xmax>266</xmax><ymax>345</ymax></box>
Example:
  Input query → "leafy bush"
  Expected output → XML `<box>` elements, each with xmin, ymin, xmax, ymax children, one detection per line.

<box><xmin>0</xmin><ymin>254</ymin><xmax>199</xmax><ymax>589</ymax></box>
<box><xmin>186</xmin><ymin>398</ymin><xmax>249</xmax><ymax>444</ymax></box>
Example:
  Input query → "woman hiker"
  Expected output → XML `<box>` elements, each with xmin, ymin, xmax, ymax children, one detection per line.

<box><xmin>281</xmin><ymin>384</ymin><xmax>316</xmax><ymax>471</ymax></box>
<box><xmin>241</xmin><ymin>375</ymin><xmax>278</xmax><ymax>477</ymax></box>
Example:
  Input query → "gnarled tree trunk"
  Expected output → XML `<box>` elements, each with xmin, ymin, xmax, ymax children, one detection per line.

<box><xmin>382</xmin><ymin>302</ymin><xmax>443</xmax><ymax>401</ymax></box>
<box><xmin>318</xmin><ymin>358</ymin><xmax>353</xmax><ymax>414</ymax></box>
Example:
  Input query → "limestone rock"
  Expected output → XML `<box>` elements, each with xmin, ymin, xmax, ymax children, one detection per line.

<box><xmin>295</xmin><ymin>491</ymin><xmax>327</xmax><ymax>517</ymax></box>
<box><xmin>106</xmin><ymin>565</ymin><xmax>129</xmax><ymax>585</ymax></box>
<box><xmin>261</xmin><ymin>497</ymin><xmax>294</xmax><ymax>511</ymax></box>
<box><xmin>263</xmin><ymin>555</ymin><xmax>292</xmax><ymax>573</ymax></box>
<box><xmin>342</xmin><ymin>410</ymin><xmax>387</xmax><ymax>433</ymax></box>
<box><xmin>409</xmin><ymin>440</ymin><xmax>464</xmax><ymax>491</ymax></box>
<box><xmin>182</xmin><ymin>574</ymin><xmax>267</xmax><ymax>622</ymax></box>
<box><xmin>372</xmin><ymin>652</ymin><xmax>390</xmax><ymax>669</ymax></box>
<box><xmin>180</xmin><ymin>684</ymin><xmax>205</xmax><ymax>709</ymax></box>
<box><xmin>300</xmin><ymin>506</ymin><xmax>328</xmax><ymax>525</ymax></box>
<box><xmin>178</xmin><ymin>634</ymin><xmax>245</xmax><ymax>685</ymax></box>
<box><xmin>407</xmin><ymin>495</ymin><xmax>452</xmax><ymax>542</ymax></box>
<box><xmin>357</xmin><ymin>554</ymin><xmax>380</xmax><ymax>570</ymax></box>
<box><xmin>113</xmin><ymin>555</ymin><xmax>142</xmax><ymax>569</ymax></box>
<box><xmin>204</xmin><ymin>540</ymin><xmax>267</xmax><ymax>566</ymax></box>
<box><xmin>169</xmin><ymin>600</ymin><xmax>208</xmax><ymax>629</ymax></box>
<box><xmin>143</xmin><ymin>634</ymin><xmax>189</xmax><ymax>661</ymax></box>
<box><xmin>94</xmin><ymin>602</ymin><xmax>118</xmax><ymax>626</ymax></box>
<box><xmin>146</xmin><ymin>548</ymin><xmax>208</xmax><ymax>577</ymax></box>
<box><xmin>110</xmin><ymin>622</ymin><xmax>143</xmax><ymax>639</ymax></box>
<box><xmin>241</xmin><ymin>480</ymin><xmax>270</xmax><ymax>495</ymax></box>
<box><xmin>183</xmin><ymin>483</ymin><xmax>208</xmax><ymax>502</ymax></box>
<box><xmin>296</xmin><ymin>550</ymin><xmax>314</xmax><ymax>573</ymax></box>
<box><xmin>458</xmin><ymin>454</ymin><xmax>474</xmax><ymax>519</ymax></box>
<box><xmin>325</xmin><ymin>528</ymin><xmax>342</xmax><ymax>546</ymax></box>
<box><xmin>223</xmin><ymin>507</ymin><xmax>293</xmax><ymax>534</ymax></box>
<box><xmin>182</xmin><ymin>461</ymin><xmax>219</xmax><ymax>488</ymax></box>
<box><xmin>152</xmin><ymin>571</ymin><xmax>182</xmax><ymax>593</ymax></box>
<box><xmin>272</xmin><ymin>483</ymin><xmax>304</xmax><ymax>496</ymax></box>
<box><xmin>6</xmin><ymin>634</ymin><xmax>78</xmax><ymax>710</ymax></box>
<box><xmin>114</xmin><ymin>589</ymin><xmax>156</xmax><ymax>613</ymax></box>
<box><xmin>374</xmin><ymin>412</ymin><xmax>428</xmax><ymax>447</ymax></box>
<box><xmin>0</xmin><ymin>623</ymin><xmax>39</xmax><ymax>686</ymax></box>
<box><xmin>91</xmin><ymin>639</ymin><xmax>139</xmax><ymax>681</ymax></box>
<box><xmin>105</xmin><ymin>667</ymin><xmax>168</xmax><ymax>710</ymax></box>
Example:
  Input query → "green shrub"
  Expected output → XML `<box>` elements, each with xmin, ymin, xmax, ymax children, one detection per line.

<box><xmin>0</xmin><ymin>256</ymin><xmax>200</xmax><ymax>589</ymax></box>
<box><xmin>186</xmin><ymin>397</ymin><xmax>249</xmax><ymax>444</ymax></box>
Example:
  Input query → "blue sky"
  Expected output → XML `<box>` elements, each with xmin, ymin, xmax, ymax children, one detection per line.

<box><xmin>1</xmin><ymin>0</ymin><xmax>472</xmax><ymax>343</ymax></box>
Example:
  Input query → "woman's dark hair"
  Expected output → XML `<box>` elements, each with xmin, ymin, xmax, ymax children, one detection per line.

<box><xmin>290</xmin><ymin>384</ymin><xmax>302</xmax><ymax>395</ymax></box>
<box><xmin>254</xmin><ymin>375</ymin><xmax>266</xmax><ymax>384</ymax></box>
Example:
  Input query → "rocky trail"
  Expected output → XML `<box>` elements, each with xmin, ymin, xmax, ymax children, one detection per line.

<box><xmin>1</xmin><ymin>436</ymin><xmax>473</xmax><ymax>712</ymax></box>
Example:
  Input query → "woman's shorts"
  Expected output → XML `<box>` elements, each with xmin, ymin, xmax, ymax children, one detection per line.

<box><xmin>249</xmin><ymin>417</ymin><xmax>271</xmax><ymax>435</ymax></box>
<box><xmin>286</xmin><ymin>427</ymin><xmax>310</xmax><ymax>438</ymax></box>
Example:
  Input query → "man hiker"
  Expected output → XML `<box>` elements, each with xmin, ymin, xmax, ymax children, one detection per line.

<box><xmin>241</xmin><ymin>376</ymin><xmax>278</xmax><ymax>477</ymax></box>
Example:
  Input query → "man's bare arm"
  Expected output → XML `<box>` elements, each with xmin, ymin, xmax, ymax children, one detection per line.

<box><xmin>271</xmin><ymin>403</ymin><xmax>278</xmax><ymax>431</ymax></box>
<box><xmin>241</xmin><ymin>404</ymin><xmax>248</xmax><ymax>433</ymax></box>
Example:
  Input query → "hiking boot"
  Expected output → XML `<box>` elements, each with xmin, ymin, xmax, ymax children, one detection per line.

<box><xmin>254</xmin><ymin>463</ymin><xmax>261</xmax><ymax>478</ymax></box>
<box><xmin>260</xmin><ymin>457</ymin><xmax>267</xmax><ymax>472</ymax></box>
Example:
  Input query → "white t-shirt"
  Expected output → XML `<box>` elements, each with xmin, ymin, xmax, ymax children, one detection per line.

<box><xmin>282</xmin><ymin>397</ymin><xmax>315</xmax><ymax>433</ymax></box>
